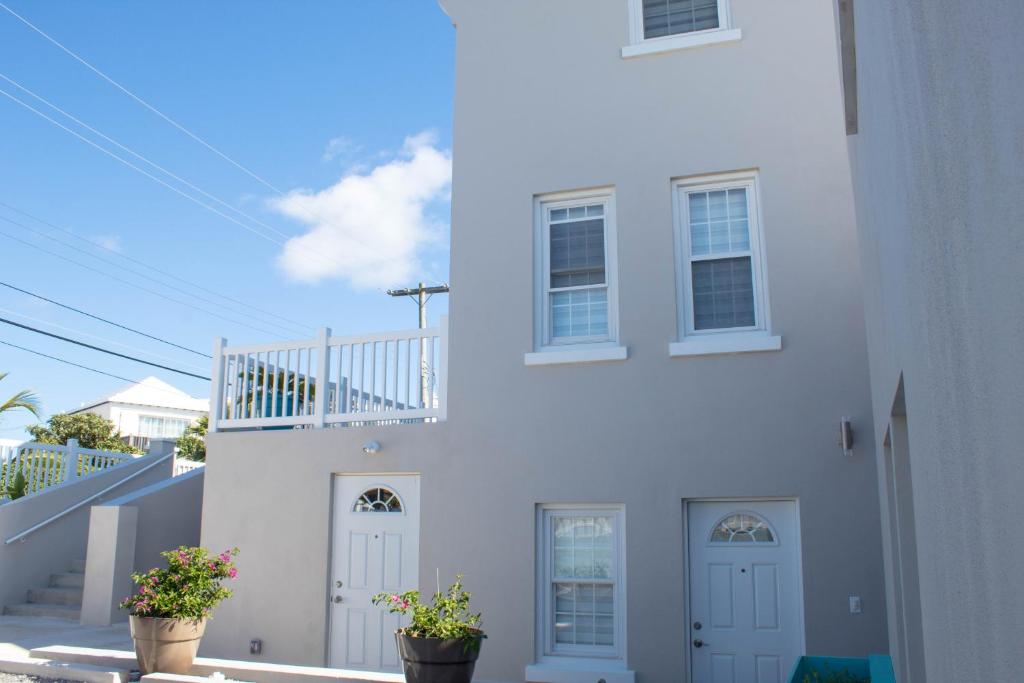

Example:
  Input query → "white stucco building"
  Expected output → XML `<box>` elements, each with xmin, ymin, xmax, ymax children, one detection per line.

<box><xmin>198</xmin><ymin>2</ymin><xmax>890</xmax><ymax>682</ymax></box>
<box><xmin>72</xmin><ymin>377</ymin><xmax>208</xmax><ymax>451</ymax></box>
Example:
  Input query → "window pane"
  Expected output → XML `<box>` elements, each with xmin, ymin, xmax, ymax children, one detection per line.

<box><xmin>689</xmin><ymin>187</ymin><xmax>750</xmax><ymax>257</ymax></box>
<box><xmin>551</xmin><ymin>289</ymin><xmax>608</xmax><ymax>339</ymax></box>
<box><xmin>553</xmin><ymin>583</ymin><xmax>615</xmax><ymax>648</ymax></box>
<box><xmin>643</xmin><ymin>0</ymin><xmax>719</xmax><ymax>39</ymax></box>
<box><xmin>692</xmin><ymin>257</ymin><xmax>755</xmax><ymax>330</ymax></box>
<box><xmin>550</xmin><ymin>217</ymin><xmax>605</xmax><ymax>288</ymax></box>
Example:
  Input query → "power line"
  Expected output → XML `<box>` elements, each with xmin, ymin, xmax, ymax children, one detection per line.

<box><xmin>0</xmin><ymin>337</ymin><xmax>159</xmax><ymax>388</ymax></box>
<box><xmin>0</xmin><ymin>316</ymin><xmax>210</xmax><ymax>381</ymax></box>
<box><xmin>0</xmin><ymin>1</ymin><xmax>285</xmax><ymax>196</ymax></box>
<box><xmin>0</xmin><ymin>221</ymin><xmax>289</xmax><ymax>339</ymax></box>
<box><xmin>0</xmin><ymin>212</ymin><xmax>307</xmax><ymax>337</ymax></box>
<box><xmin>0</xmin><ymin>306</ymin><xmax>208</xmax><ymax>373</ymax></box>
<box><xmin>0</xmin><ymin>281</ymin><xmax>210</xmax><ymax>358</ymax></box>
<box><xmin>0</xmin><ymin>200</ymin><xmax>314</xmax><ymax>333</ymax></box>
<box><xmin>0</xmin><ymin>84</ymin><xmax>376</xmax><ymax>285</ymax></box>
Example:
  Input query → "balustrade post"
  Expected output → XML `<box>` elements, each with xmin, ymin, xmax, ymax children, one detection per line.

<box><xmin>209</xmin><ymin>338</ymin><xmax>226</xmax><ymax>433</ymax></box>
<box><xmin>64</xmin><ymin>438</ymin><xmax>79</xmax><ymax>482</ymax></box>
<box><xmin>313</xmin><ymin>327</ymin><xmax>331</xmax><ymax>428</ymax></box>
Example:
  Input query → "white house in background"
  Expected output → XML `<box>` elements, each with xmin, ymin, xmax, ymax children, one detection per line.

<box><xmin>71</xmin><ymin>377</ymin><xmax>208</xmax><ymax>451</ymax></box>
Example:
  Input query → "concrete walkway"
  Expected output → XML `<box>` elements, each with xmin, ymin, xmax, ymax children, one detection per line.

<box><xmin>0</xmin><ymin>617</ymin><xmax>131</xmax><ymax>660</ymax></box>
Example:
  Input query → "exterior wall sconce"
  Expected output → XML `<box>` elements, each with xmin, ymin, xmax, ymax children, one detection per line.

<box><xmin>362</xmin><ymin>441</ymin><xmax>381</xmax><ymax>455</ymax></box>
<box><xmin>839</xmin><ymin>418</ymin><xmax>854</xmax><ymax>456</ymax></box>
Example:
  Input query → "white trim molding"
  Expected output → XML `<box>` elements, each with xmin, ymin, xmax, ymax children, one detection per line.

<box><xmin>669</xmin><ymin>333</ymin><xmax>781</xmax><ymax>357</ymax></box>
<box><xmin>622</xmin><ymin>0</ymin><xmax>740</xmax><ymax>59</ymax></box>
<box><xmin>671</xmin><ymin>170</ymin><xmax>777</xmax><ymax>354</ymax></box>
<box><xmin>525</xmin><ymin>345</ymin><xmax>628</xmax><ymax>367</ymax></box>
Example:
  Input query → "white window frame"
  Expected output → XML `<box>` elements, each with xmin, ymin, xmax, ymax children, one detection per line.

<box><xmin>671</xmin><ymin>171</ymin><xmax>780</xmax><ymax>356</ymax></box>
<box><xmin>531</xmin><ymin>188</ymin><xmax>623</xmax><ymax>362</ymax></box>
<box><xmin>622</xmin><ymin>0</ymin><xmax>741</xmax><ymax>59</ymax></box>
<box><xmin>535</xmin><ymin>505</ymin><xmax>628</xmax><ymax>667</ymax></box>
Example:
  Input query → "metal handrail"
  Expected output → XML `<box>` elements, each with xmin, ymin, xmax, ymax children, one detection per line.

<box><xmin>4</xmin><ymin>452</ymin><xmax>174</xmax><ymax>545</ymax></box>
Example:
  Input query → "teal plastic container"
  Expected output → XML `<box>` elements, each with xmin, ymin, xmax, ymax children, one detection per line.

<box><xmin>787</xmin><ymin>655</ymin><xmax>896</xmax><ymax>683</ymax></box>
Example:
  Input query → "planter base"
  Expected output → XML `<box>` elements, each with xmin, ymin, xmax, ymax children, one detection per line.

<box><xmin>396</xmin><ymin>632</ymin><xmax>483</xmax><ymax>683</ymax></box>
<box><xmin>129</xmin><ymin>616</ymin><xmax>206</xmax><ymax>675</ymax></box>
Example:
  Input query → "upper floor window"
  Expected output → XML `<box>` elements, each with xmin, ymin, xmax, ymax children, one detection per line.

<box><xmin>533</xmin><ymin>189</ymin><xmax>621</xmax><ymax>357</ymax></box>
<box><xmin>642</xmin><ymin>0</ymin><xmax>721</xmax><ymax>38</ymax></box>
<box><xmin>137</xmin><ymin>415</ymin><xmax>191</xmax><ymax>439</ymax></box>
<box><xmin>623</xmin><ymin>0</ymin><xmax>740</xmax><ymax>58</ymax></box>
<box><xmin>672</xmin><ymin>172</ymin><xmax>779</xmax><ymax>355</ymax></box>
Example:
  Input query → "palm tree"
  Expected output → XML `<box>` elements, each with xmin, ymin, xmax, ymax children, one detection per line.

<box><xmin>0</xmin><ymin>372</ymin><xmax>40</xmax><ymax>422</ymax></box>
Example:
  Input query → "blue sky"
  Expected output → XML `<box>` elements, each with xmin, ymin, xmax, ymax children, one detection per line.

<box><xmin>0</xmin><ymin>1</ymin><xmax>455</xmax><ymax>437</ymax></box>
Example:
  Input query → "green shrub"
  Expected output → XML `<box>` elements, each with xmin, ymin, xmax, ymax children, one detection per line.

<box><xmin>372</xmin><ymin>574</ymin><xmax>485</xmax><ymax>646</ymax></box>
<box><xmin>120</xmin><ymin>546</ymin><xmax>239</xmax><ymax>620</ymax></box>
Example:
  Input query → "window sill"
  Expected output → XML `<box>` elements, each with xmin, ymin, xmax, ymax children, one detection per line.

<box><xmin>621</xmin><ymin>27</ymin><xmax>742</xmax><ymax>58</ymax></box>
<box><xmin>526</xmin><ymin>662</ymin><xmax>635</xmax><ymax>683</ymax></box>
<box><xmin>669</xmin><ymin>333</ymin><xmax>782</xmax><ymax>357</ymax></box>
<box><xmin>525</xmin><ymin>345</ymin><xmax>628</xmax><ymax>367</ymax></box>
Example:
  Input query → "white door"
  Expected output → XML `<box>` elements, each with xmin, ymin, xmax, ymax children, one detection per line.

<box><xmin>687</xmin><ymin>501</ymin><xmax>803</xmax><ymax>683</ymax></box>
<box><xmin>329</xmin><ymin>474</ymin><xmax>420</xmax><ymax>672</ymax></box>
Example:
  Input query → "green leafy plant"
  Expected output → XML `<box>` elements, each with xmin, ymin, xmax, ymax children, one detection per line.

<box><xmin>802</xmin><ymin>665</ymin><xmax>869</xmax><ymax>683</ymax></box>
<box><xmin>4</xmin><ymin>468</ymin><xmax>27</xmax><ymax>500</ymax></box>
<box><xmin>120</xmin><ymin>546</ymin><xmax>239</xmax><ymax>620</ymax></box>
<box><xmin>0</xmin><ymin>372</ymin><xmax>40</xmax><ymax>421</ymax></box>
<box><xmin>372</xmin><ymin>574</ymin><xmax>485</xmax><ymax>646</ymax></box>
<box><xmin>29</xmin><ymin>412</ymin><xmax>140</xmax><ymax>454</ymax></box>
<box><xmin>175</xmin><ymin>416</ymin><xmax>207</xmax><ymax>461</ymax></box>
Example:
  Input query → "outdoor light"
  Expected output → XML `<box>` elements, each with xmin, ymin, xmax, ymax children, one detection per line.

<box><xmin>362</xmin><ymin>441</ymin><xmax>381</xmax><ymax>455</ymax></box>
<box><xmin>839</xmin><ymin>418</ymin><xmax>854</xmax><ymax>456</ymax></box>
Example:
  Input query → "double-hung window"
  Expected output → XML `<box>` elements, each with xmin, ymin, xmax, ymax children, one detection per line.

<box><xmin>672</xmin><ymin>172</ymin><xmax>778</xmax><ymax>354</ymax></box>
<box><xmin>537</xmin><ymin>506</ymin><xmax>626</xmax><ymax>662</ymax></box>
<box><xmin>623</xmin><ymin>0</ymin><xmax>740</xmax><ymax>58</ymax></box>
<box><xmin>531</xmin><ymin>189</ymin><xmax>623</xmax><ymax>364</ymax></box>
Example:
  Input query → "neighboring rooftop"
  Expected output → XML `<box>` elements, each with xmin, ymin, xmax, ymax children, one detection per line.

<box><xmin>71</xmin><ymin>377</ymin><xmax>208</xmax><ymax>414</ymax></box>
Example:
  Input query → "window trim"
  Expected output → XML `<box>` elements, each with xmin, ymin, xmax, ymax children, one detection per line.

<box><xmin>672</xmin><ymin>170</ymin><xmax>774</xmax><ymax>346</ymax></box>
<box><xmin>535</xmin><ymin>504</ymin><xmax>628</xmax><ymax>665</ymax></box>
<box><xmin>623</xmin><ymin>0</ymin><xmax>741</xmax><ymax>59</ymax></box>
<box><xmin>534</xmin><ymin>188</ymin><xmax>620</xmax><ymax>353</ymax></box>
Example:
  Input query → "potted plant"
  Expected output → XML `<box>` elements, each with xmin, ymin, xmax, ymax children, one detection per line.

<box><xmin>120</xmin><ymin>546</ymin><xmax>239</xmax><ymax>675</ymax></box>
<box><xmin>372</xmin><ymin>574</ymin><xmax>485</xmax><ymax>683</ymax></box>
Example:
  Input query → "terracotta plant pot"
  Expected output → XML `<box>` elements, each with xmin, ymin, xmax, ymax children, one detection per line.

<box><xmin>129</xmin><ymin>615</ymin><xmax>206</xmax><ymax>674</ymax></box>
<box><xmin>396</xmin><ymin>630</ymin><xmax>484</xmax><ymax>683</ymax></box>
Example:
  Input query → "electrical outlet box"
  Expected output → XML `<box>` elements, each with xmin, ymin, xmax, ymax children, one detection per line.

<box><xmin>849</xmin><ymin>596</ymin><xmax>862</xmax><ymax>614</ymax></box>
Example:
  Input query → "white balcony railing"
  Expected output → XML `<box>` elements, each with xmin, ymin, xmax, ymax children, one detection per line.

<box><xmin>0</xmin><ymin>439</ymin><xmax>134</xmax><ymax>502</ymax></box>
<box><xmin>209</xmin><ymin>317</ymin><xmax>447</xmax><ymax>432</ymax></box>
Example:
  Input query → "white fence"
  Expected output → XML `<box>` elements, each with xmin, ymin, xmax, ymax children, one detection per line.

<box><xmin>0</xmin><ymin>439</ymin><xmax>134</xmax><ymax>502</ymax></box>
<box><xmin>209</xmin><ymin>318</ymin><xmax>448</xmax><ymax>432</ymax></box>
<box><xmin>172</xmin><ymin>458</ymin><xmax>205</xmax><ymax>476</ymax></box>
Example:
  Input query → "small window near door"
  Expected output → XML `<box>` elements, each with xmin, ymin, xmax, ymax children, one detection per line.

<box><xmin>353</xmin><ymin>487</ymin><xmax>403</xmax><ymax>513</ymax></box>
<box><xmin>709</xmin><ymin>512</ymin><xmax>775</xmax><ymax>543</ymax></box>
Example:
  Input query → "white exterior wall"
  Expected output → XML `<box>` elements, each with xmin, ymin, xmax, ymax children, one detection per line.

<box><xmin>201</xmin><ymin>1</ymin><xmax>888</xmax><ymax>681</ymax></box>
<box><xmin>846</xmin><ymin>2</ymin><xmax>1024</xmax><ymax>682</ymax></box>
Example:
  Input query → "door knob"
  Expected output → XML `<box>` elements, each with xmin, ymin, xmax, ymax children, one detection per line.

<box><xmin>693</xmin><ymin>639</ymin><xmax>705</xmax><ymax>648</ymax></box>
<box><xmin>334</xmin><ymin>595</ymin><xmax>344</xmax><ymax>603</ymax></box>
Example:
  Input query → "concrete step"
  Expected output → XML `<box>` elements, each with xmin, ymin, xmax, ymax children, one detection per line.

<box><xmin>3</xmin><ymin>602</ymin><xmax>81</xmax><ymax>619</ymax></box>
<box><xmin>28</xmin><ymin>586</ymin><xmax>84</xmax><ymax>606</ymax></box>
<box><xmin>50</xmin><ymin>571</ymin><xmax>86</xmax><ymax>588</ymax></box>
<box><xmin>0</xmin><ymin>654</ymin><xmax>126</xmax><ymax>683</ymax></box>
<box><xmin>70</xmin><ymin>558</ymin><xmax>88</xmax><ymax>574</ymax></box>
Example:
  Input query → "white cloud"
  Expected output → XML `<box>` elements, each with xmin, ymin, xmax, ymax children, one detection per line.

<box><xmin>91</xmin><ymin>234</ymin><xmax>123</xmax><ymax>253</ymax></box>
<box><xmin>272</xmin><ymin>132</ymin><xmax>451</xmax><ymax>289</ymax></box>
<box><xmin>321</xmin><ymin>136</ymin><xmax>359</xmax><ymax>163</ymax></box>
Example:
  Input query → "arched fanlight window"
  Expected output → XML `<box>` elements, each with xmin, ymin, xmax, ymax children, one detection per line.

<box><xmin>709</xmin><ymin>512</ymin><xmax>775</xmax><ymax>543</ymax></box>
<box><xmin>353</xmin><ymin>487</ymin><xmax>403</xmax><ymax>513</ymax></box>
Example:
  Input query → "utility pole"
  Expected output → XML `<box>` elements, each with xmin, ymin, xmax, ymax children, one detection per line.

<box><xmin>387</xmin><ymin>283</ymin><xmax>449</xmax><ymax>409</ymax></box>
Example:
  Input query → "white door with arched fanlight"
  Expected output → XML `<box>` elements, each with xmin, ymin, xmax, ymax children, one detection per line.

<box><xmin>329</xmin><ymin>474</ymin><xmax>420</xmax><ymax>672</ymax></box>
<box><xmin>687</xmin><ymin>500</ymin><xmax>804</xmax><ymax>683</ymax></box>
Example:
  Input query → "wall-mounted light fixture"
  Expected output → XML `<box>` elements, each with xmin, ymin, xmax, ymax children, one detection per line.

<box><xmin>839</xmin><ymin>417</ymin><xmax>854</xmax><ymax>456</ymax></box>
<box><xmin>362</xmin><ymin>441</ymin><xmax>381</xmax><ymax>455</ymax></box>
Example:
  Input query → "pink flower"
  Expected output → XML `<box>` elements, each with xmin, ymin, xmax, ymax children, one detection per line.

<box><xmin>390</xmin><ymin>594</ymin><xmax>400</xmax><ymax>603</ymax></box>
<box><xmin>401</xmin><ymin>601</ymin><xmax>410</xmax><ymax>610</ymax></box>
<box><xmin>150</xmin><ymin>576</ymin><xmax>159</xmax><ymax>585</ymax></box>
<box><xmin>228</xmin><ymin>568</ymin><xmax>238</xmax><ymax>578</ymax></box>
<box><xmin>209</xmin><ymin>562</ymin><xmax>217</xmax><ymax>571</ymax></box>
<box><xmin>219</xmin><ymin>552</ymin><xmax>231</xmax><ymax>563</ymax></box>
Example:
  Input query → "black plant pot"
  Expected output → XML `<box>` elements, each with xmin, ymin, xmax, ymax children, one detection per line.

<box><xmin>395</xmin><ymin>630</ymin><xmax>484</xmax><ymax>683</ymax></box>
